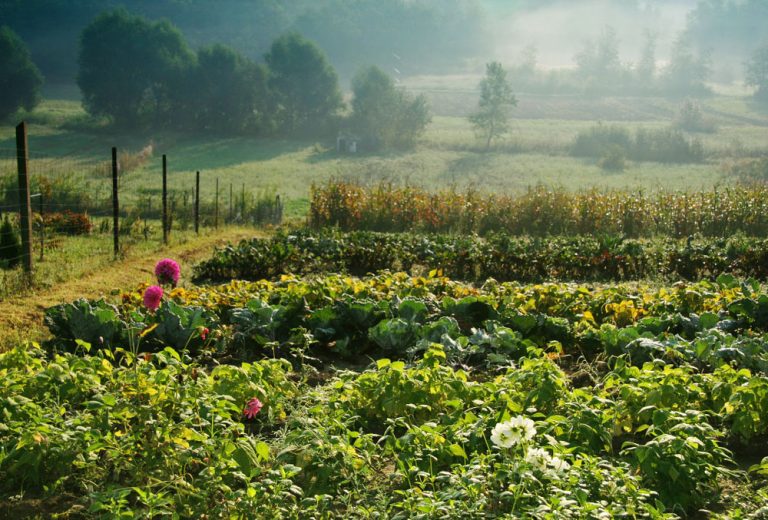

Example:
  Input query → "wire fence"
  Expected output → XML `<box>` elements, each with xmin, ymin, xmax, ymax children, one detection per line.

<box><xmin>0</xmin><ymin>123</ymin><xmax>283</xmax><ymax>287</ymax></box>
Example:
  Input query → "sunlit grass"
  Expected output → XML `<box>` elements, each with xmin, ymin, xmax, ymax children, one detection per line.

<box><xmin>0</xmin><ymin>219</ymin><xmax>205</xmax><ymax>300</ymax></box>
<box><xmin>0</xmin><ymin>223</ymin><xmax>257</xmax><ymax>351</ymax></box>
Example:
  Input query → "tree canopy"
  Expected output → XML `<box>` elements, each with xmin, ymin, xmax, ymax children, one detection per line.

<box><xmin>349</xmin><ymin>65</ymin><xmax>431</xmax><ymax>150</ymax></box>
<box><xmin>469</xmin><ymin>62</ymin><xmax>517</xmax><ymax>150</ymax></box>
<box><xmin>186</xmin><ymin>44</ymin><xmax>270</xmax><ymax>133</ymax></box>
<box><xmin>77</xmin><ymin>9</ymin><xmax>195</xmax><ymax>128</ymax></box>
<box><xmin>265</xmin><ymin>32</ymin><xmax>344</xmax><ymax>136</ymax></box>
<box><xmin>0</xmin><ymin>26</ymin><xmax>43</xmax><ymax>121</ymax></box>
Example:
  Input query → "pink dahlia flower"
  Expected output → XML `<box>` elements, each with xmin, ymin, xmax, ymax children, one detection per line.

<box><xmin>243</xmin><ymin>397</ymin><xmax>263</xmax><ymax>419</ymax></box>
<box><xmin>143</xmin><ymin>285</ymin><xmax>164</xmax><ymax>311</ymax></box>
<box><xmin>155</xmin><ymin>258</ymin><xmax>180</xmax><ymax>286</ymax></box>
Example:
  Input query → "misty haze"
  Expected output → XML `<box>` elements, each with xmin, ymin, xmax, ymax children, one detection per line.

<box><xmin>1</xmin><ymin>1</ymin><xmax>768</xmax><ymax>518</ymax></box>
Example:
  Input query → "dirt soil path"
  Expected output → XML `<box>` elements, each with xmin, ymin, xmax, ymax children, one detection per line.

<box><xmin>0</xmin><ymin>228</ymin><xmax>256</xmax><ymax>349</ymax></box>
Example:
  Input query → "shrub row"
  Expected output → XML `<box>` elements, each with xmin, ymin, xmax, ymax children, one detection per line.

<box><xmin>192</xmin><ymin>230</ymin><xmax>768</xmax><ymax>284</ymax></box>
<box><xmin>572</xmin><ymin>124</ymin><xmax>705</xmax><ymax>163</ymax></box>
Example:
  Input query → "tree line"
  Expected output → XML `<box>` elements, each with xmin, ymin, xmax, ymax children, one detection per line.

<box><xmin>0</xmin><ymin>0</ymin><xmax>487</xmax><ymax>85</ymax></box>
<box><xmin>1</xmin><ymin>9</ymin><xmax>432</xmax><ymax>150</ymax></box>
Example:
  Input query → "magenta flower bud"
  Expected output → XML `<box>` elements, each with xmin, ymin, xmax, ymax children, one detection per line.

<box><xmin>154</xmin><ymin>258</ymin><xmax>180</xmax><ymax>287</ymax></box>
<box><xmin>143</xmin><ymin>285</ymin><xmax>164</xmax><ymax>311</ymax></box>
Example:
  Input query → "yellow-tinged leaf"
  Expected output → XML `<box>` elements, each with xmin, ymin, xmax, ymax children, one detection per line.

<box><xmin>256</xmin><ymin>441</ymin><xmax>270</xmax><ymax>461</ymax></box>
<box><xmin>181</xmin><ymin>427</ymin><xmax>207</xmax><ymax>442</ymax></box>
<box><xmin>448</xmin><ymin>444</ymin><xmax>467</xmax><ymax>458</ymax></box>
<box><xmin>173</xmin><ymin>437</ymin><xmax>190</xmax><ymax>449</ymax></box>
<box><xmin>139</xmin><ymin>323</ymin><xmax>158</xmax><ymax>338</ymax></box>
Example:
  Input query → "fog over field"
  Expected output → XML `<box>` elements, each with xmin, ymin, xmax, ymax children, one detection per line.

<box><xmin>490</xmin><ymin>0</ymin><xmax>695</xmax><ymax>69</ymax></box>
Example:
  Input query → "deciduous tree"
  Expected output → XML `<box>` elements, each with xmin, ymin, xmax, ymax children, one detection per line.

<box><xmin>265</xmin><ymin>32</ymin><xmax>343</xmax><ymax>136</ymax></box>
<box><xmin>188</xmin><ymin>44</ymin><xmax>270</xmax><ymax>133</ymax></box>
<box><xmin>77</xmin><ymin>9</ymin><xmax>195</xmax><ymax>128</ymax></box>
<box><xmin>0</xmin><ymin>26</ymin><xmax>43</xmax><ymax>121</ymax></box>
<box><xmin>350</xmin><ymin>66</ymin><xmax>430</xmax><ymax>150</ymax></box>
<box><xmin>469</xmin><ymin>62</ymin><xmax>517</xmax><ymax>150</ymax></box>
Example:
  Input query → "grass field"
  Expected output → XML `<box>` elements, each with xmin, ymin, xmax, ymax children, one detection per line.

<box><xmin>0</xmin><ymin>90</ymin><xmax>766</xmax><ymax>220</ymax></box>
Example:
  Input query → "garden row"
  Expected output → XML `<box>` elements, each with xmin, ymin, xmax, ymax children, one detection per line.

<box><xmin>192</xmin><ymin>230</ymin><xmax>768</xmax><ymax>283</ymax></box>
<box><xmin>3</xmin><ymin>270</ymin><xmax>768</xmax><ymax>517</ymax></box>
<box><xmin>309</xmin><ymin>181</ymin><xmax>768</xmax><ymax>237</ymax></box>
<box><xmin>46</xmin><ymin>272</ymin><xmax>768</xmax><ymax>377</ymax></box>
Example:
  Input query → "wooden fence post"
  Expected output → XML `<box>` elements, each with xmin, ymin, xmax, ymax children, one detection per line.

<box><xmin>195</xmin><ymin>171</ymin><xmax>200</xmax><ymax>234</ymax></box>
<box><xmin>16</xmin><ymin>122</ymin><xmax>33</xmax><ymax>274</ymax></box>
<box><xmin>112</xmin><ymin>147</ymin><xmax>119</xmax><ymax>257</ymax></box>
<box><xmin>215</xmin><ymin>177</ymin><xmax>219</xmax><ymax>230</ymax></box>
<box><xmin>38</xmin><ymin>192</ymin><xmax>44</xmax><ymax>261</ymax></box>
<box><xmin>162</xmin><ymin>154</ymin><xmax>168</xmax><ymax>245</ymax></box>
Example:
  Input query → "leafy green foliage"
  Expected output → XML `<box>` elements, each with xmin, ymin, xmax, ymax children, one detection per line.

<box><xmin>573</xmin><ymin>124</ymin><xmax>704</xmax><ymax>164</ymax></box>
<box><xmin>44</xmin><ymin>297</ymin><xmax>217</xmax><ymax>354</ymax></box>
<box><xmin>469</xmin><ymin>61</ymin><xmax>517</xmax><ymax>150</ymax></box>
<box><xmin>0</xmin><ymin>344</ymin><xmax>299</xmax><ymax>517</ymax></box>
<box><xmin>265</xmin><ymin>32</ymin><xmax>343</xmax><ymax>137</ymax></box>
<box><xmin>0</xmin><ymin>215</ymin><xmax>21</xmax><ymax>268</ymax></box>
<box><xmin>0</xmin><ymin>25</ymin><xmax>43</xmax><ymax>120</ymax></box>
<box><xmin>7</xmin><ymin>265</ymin><xmax>768</xmax><ymax>516</ymax></box>
<box><xmin>9</xmin><ymin>228</ymin><xmax>768</xmax><ymax>518</ymax></box>
<box><xmin>349</xmin><ymin>65</ymin><xmax>431</xmax><ymax>150</ymax></box>
<box><xmin>193</xmin><ymin>230</ymin><xmax>768</xmax><ymax>284</ymax></box>
<box><xmin>184</xmin><ymin>44</ymin><xmax>270</xmax><ymax>133</ymax></box>
<box><xmin>77</xmin><ymin>9</ymin><xmax>195</xmax><ymax>129</ymax></box>
<box><xmin>43</xmin><ymin>298</ymin><xmax>126</xmax><ymax>350</ymax></box>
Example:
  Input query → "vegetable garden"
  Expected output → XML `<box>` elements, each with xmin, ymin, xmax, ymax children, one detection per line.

<box><xmin>2</xmin><ymin>241</ymin><xmax>768</xmax><ymax>517</ymax></box>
